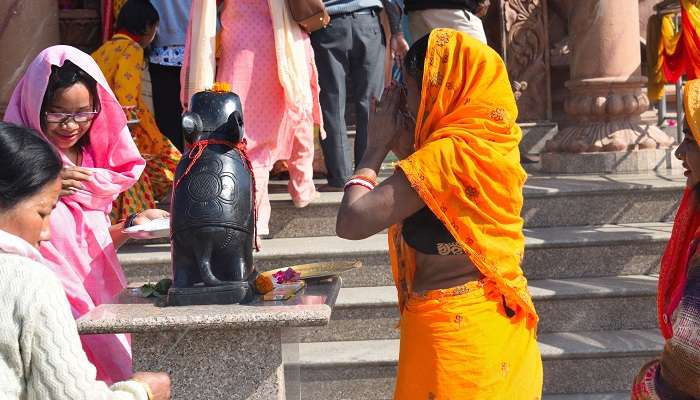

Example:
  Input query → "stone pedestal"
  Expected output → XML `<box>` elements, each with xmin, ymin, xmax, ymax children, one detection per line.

<box><xmin>78</xmin><ymin>277</ymin><xmax>341</xmax><ymax>399</ymax></box>
<box><xmin>541</xmin><ymin>0</ymin><xmax>675</xmax><ymax>173</ymax></box>
<box><xmin>134</xmin><ymin>328</ymin><xmax>286</xmax><ymax>399</ymax></box>
<box><xmin>0</xmin><ymin>0</ymin><xmax>59</xmax><ymax>115</ymax></box>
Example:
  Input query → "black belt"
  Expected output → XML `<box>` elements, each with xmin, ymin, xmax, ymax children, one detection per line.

<box><xmin>333</xmin><ymin>7</ymin><xmax>379</xmax><ymax>18</ymax></box>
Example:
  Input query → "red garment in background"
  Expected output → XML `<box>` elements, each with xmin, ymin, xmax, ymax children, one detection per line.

<box><xmin>662</xmin><ymin>2</ymin><xmax>700</xmax><ymax>82</ymax></box>
<box><xmin>101</xmin><ymin>0</ymin><xmax>114</xmax><ymax>43</ymax></box>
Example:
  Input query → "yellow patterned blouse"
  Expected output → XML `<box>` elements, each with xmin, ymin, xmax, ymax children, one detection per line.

<box><xmin>92</xmin><ymin>34</ymin><xmax>181</xmax><ymax>221</ymax></box>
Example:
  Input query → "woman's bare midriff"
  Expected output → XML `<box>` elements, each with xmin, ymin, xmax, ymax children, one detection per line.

<box><xmin>412</xmin><ymin>251</ymin><xmax>483</xmax><ymax>292</ymax></box>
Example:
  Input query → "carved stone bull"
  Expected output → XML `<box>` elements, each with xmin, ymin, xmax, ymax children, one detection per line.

<box><xmin>167</xmin><ymin>89</ymin><xmax>256</xmax><ymax>306</ymax></box>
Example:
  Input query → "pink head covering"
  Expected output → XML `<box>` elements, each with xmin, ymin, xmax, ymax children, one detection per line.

<box><xmin>4</xmin><ymin>45</ymin><xmax>144</xmax><ymax>210</ymax></box>
<box><xmin>3</xmin><ymin>45</ymin><xmax>142</xmax><ymax>384</ymax></box>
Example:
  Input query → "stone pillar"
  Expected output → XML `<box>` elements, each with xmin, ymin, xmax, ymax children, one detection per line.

<box><xmin>541</xmin><ymin>0</ymin><xmax>676</xmax><ymax>173</ymax></box>
<box><xmin>502</xmin><ymin>0</ymin><xmax>552</xmax><ymax>122</ymax></box>
<box><xmin>0</xmin><ymin>0</ymin><xmax>60</xmax><ymax>115</ymax></box>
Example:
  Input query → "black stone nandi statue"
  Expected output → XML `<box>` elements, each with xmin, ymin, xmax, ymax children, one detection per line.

<box><xmin>168</xmin><ymin>87</ymin><xmax>257</xmax><ymax>306</ymax></box>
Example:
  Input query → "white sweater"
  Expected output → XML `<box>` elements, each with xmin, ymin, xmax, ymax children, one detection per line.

<box><xmin>0</xmin><ymin>253</ymin><xmax>148</xmax><ymax>400</ymax></box>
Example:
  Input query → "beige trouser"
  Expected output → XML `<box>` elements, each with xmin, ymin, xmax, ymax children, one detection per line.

<box><xmin>407</xmin><ymin>8</ymin><xmax>487</xmax><ymax>44</ymax></box>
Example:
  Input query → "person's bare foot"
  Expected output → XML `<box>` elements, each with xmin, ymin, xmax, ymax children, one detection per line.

<box><xmin>293</xmin><ymin>191</ymin><xmax>320</xmax><ymax>208</ymax></box>
<box><xmin>521</xmin><ymin>154</ymin><xmax>539</xmax><ymax>164</ymax></box>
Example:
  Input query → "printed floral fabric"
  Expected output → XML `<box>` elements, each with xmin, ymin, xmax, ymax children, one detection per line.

<box><xmin>92</xmin><ymin>34</ymin><xmax>181</xmax><ymax>222</ymax></box>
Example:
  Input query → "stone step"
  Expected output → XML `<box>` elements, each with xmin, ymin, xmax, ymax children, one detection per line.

<box><xmin>267</xmin><ymin>172</ymin><xmax>683</xmax><ymax>238</ymax></box>
<box><xmin>287</xmin><ymin>393</ymin><xmax>630</xmax><ymax>400</ymax></box>
<box><xmin>542</xmin><ymin>394</ymin><xmax>629</xmax><ymax>400</ymax></box>
<box><xmin>292</xmin><ymin>329</ymin><xmax>664</xmax><ymax>398</ymax></box>
<box><xmin>340</xmin><ymin>122</ymin><xmax>557</xmax><ymax>161</ymax></box>
<box><xmin>119</xmin><ymin>222</ymin><xmax>671</xmax><ymax>286</ymax></box>
<box><xmin>289</xmin><ymin>393</ymin><xmax>630</xmax><ymax>400</ymax></box>
<box><xmin>520</xmin><ymin>121</ymin><xmax>559</xmax><ymax>154</ymax></box>
<box><xmin>296</xmin><ymin>275</ymin><xmax>658</xmax><ymax>342</ymax></box>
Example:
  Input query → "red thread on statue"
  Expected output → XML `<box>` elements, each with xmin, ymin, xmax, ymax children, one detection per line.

<box><xmin>174</xmin><ymin>138</ymin><xmax>259</xmax><ymax>251</ymax></box>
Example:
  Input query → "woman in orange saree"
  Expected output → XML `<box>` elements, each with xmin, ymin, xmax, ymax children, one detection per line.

<box><xmin>336</xmin><ymin>29</ymin><xmax>542</xmax><ymax>399</ymax></box>
<box><xmin>631</xmin><ymin>79</ymin><xmax>700</xmax><ymax>399</ymax></box>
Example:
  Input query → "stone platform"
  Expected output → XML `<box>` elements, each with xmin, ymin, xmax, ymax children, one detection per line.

<box><xmin>77</xmin><ymin>277</ymin><xmax>341</xmax><ymax>400</ymax></box>
<box><xmin>117</xmin><ymin>171</ymin><xmax>686</xmax><ymax>398</ymax></box>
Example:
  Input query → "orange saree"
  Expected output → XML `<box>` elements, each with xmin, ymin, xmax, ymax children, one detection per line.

<box><xmin>389</xmin><ymin>29</ymin><xmax>542</xmax><ymax>399</ymax></box>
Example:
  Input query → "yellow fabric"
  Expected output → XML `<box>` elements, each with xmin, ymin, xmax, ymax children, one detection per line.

<box><xmin>647</xmin><ymin>14</ymin><xmax>664</xmax><ymax>103</ymax></box>
<box><xmin>684</xmin><ymin>79</ymin><xmax>700</xmax><ymax>143</ymax></box>
<box><xmin>685</xmin><ymin>0</ymin><xmax>700</xmax><ymax>43</ymax></box>
<box><xmin>649</xmin><ymin>14</ymin><xmax>682</xmax><ymax>102</ymax></box>
<box><xmin>183</xmin><ymin>0</ymin><xmax>218</xmax><ymax>105</ymax></box>
<box><xmin>395</xmin><ymin>275</ymin><xmax>543</xmax><ymax>399</ymax></box>
<box><xmin>268</xmin><ymin>0</ymin><xmax>312</xmax><ymax>111</ymax></box>
<box><xmin>92</xmin><ymin>34</ymin><xmax>181</xmax><ymax>221</ymax></box>
<box><xmin>652</xmin><ymin>1</ymin><xmax>700</xmax><ymax>85</ymax></box>
<box><xmin>393</xmin><ymin>29</ymin><xmax>536</xmax><ymax>325</ymax></box>
<box><xmin>113</xmin><ymin>0</ymin><xmax>127</xmax><ymax>17</ymax></box>
<box><xmin>661</xmin><ymin>14</ymin><xmax>682</xmax><ymax>58</ymax></box>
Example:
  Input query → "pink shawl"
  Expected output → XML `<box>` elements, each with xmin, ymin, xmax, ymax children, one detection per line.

<box><xmin>3</xmin><ymin>45</ymin><xmax>144</xmax><ymax>384</ymax></box>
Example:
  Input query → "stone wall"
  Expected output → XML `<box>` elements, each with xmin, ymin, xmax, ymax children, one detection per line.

<box><xmin>0</xmin><ymin>0</ymin><xmax>60</xmax><ymax>115</ymax></box>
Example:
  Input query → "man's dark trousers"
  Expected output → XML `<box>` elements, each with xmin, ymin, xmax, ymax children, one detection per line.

<box><xmin>311</xmin><ymin>9</ymin><xmax>386</xmax><ymax>187</ymax></box>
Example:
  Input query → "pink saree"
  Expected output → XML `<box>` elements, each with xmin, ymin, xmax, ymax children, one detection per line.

<box><xmin>182</xmin><ymin>0</ymin><xmax>323</xmax><ymax>234</ymax></box>
<box><xmin>3</xmin><ymin>45</ymin><xmax>145</xmax><ymax>384</ymax></box>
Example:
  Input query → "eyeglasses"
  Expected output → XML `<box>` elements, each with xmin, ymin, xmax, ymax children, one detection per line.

<box><xmin>44</xmin><ymin>111</ymin><xmax>98</xmax><ymax>124</ymax></box>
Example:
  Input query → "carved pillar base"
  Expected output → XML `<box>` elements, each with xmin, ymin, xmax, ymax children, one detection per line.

<box><xmin>540</xmin><ymin>148</ymin><xmax>681</xmax><ymax>174</ymax></box>
<box><xmin>545</xmin><ymin>77</ymin><xmax>673</xmax><ymax>153</ymax></box>
<box><xmin>541</xmin><ymin>77</ymin><xmax>677</xmax><ymax>173</ymax></box>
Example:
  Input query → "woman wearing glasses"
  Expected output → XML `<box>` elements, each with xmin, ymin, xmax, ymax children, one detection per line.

<box><xmin>3</xmin><ymin>45</ymin><xmax>168</xmax><ymax>384</ymax></box>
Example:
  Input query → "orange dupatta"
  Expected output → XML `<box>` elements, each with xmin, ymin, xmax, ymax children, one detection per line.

<box><xmin>389</xmin><ymin>29</ymin><xmax>537</xmax><ymax>328</ymax></box>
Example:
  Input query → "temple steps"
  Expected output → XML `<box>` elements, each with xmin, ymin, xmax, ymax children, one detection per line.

<box><xmin>339</xmin><ymin>123</ymin><xmax>555</xmax><ymax>178</ymax></box>
<box><xmin>279</xmin><ymin>393</ymin><xmax>630</xmax><ymax>400</ymax></box>
<box><xmin>296</xmin><ymin>275</ymin><xmax>658</xmax><ymax>343</ymax></box>
<box><xmin>278</xmin><ymin>171</ymin><xmax>681</xmax><ymax>398</ymax></box>
<box><xmin>119</xmin><ymin>222</ymin><xmax>671</xmax><ymax>286</ymax></box>
<box><xmin>267</xmin><ymin>172</ymin><xmax>683</xmax><ymax>238</ymax></box>
<box><xmin>290</xmin><ymin>329</ymin><xmax>663</xmax><ymax>398</ymax></box>
<box><xmin>116</xmin><ymin>170</ymin><xmax>685</xmax><ymax>398</ymax></box>
<box><xmin>346</xmin><ymin>122</ymin><xmax>559</xmax><ymax>161</ymax></box>
<box><xmin>542</xmin><ymin>393</ymin><xmax>630</xmax><ymax>400</ymax></box>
